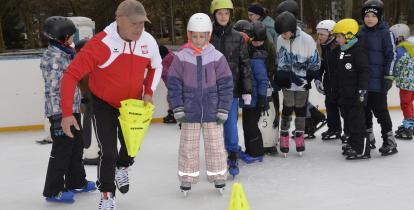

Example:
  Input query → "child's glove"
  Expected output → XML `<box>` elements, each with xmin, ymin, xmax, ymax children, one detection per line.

<box><xmin>358</xmin><ymin>90</ymin><xmax>367</xmax><ymax>104</ymax></box>
<box><xmin>242</xmin><ymin>94</ymin><xmax>252</xmax><ymax>105</ymax></box>
<box><xmin>216</xmin><ymin>109</ymin><xmax>229</xmax><ymax>124</ymax></box>
<box><xmin>384</xmin><ymin>76</ymin><xmax>394</xmax><ymax>93</ymax></box>
<box><xmin>314</xmin><ymin>80</ymin><xmax>325</xmax><ymax>95</ymax></box>
<box><xmin>257</xmin><ymin>95</ymin><xmax>270</xmax><ymax>116</ymax></box>
<box><xmin>173</xmin><ymin>107</ymin><xmax>186</xmax><ymax>123</ymax></box>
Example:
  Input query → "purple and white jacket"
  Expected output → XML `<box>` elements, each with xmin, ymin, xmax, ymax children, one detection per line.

<box><xmin>167</xmin><ymin>44</ymin><xmax>233</xmax><ymax>123</ymax></box>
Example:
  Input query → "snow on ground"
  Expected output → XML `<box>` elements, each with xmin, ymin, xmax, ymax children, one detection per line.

<box><xmin>1</xmin><ymin>110</ymin><xmax>413</xmax><ymax>210</ymax></box>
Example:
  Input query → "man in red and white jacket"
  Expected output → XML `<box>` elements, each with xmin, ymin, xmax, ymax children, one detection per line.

<box><xmin>60</xmin><ymin>0</ymin><xmax>162</xmax><ymax>208</ymax></box>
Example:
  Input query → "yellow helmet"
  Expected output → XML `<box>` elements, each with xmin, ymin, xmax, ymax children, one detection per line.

<box><xmin>210</xmin><ymin>0</ymin><xmax>234</xmax><ymax>14</ymax></box>
<box><xmin>333</xmin><ymin>18</ymin><xmax>359</xmax><ymax>40</ymax></box>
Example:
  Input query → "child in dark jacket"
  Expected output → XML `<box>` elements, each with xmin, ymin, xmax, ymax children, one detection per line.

<box><xmin>238</xmin><ymin>21</ymin><xmax>270</xmax><ymax>163</ymax></box>
<box><xmin>167</xmin><ymin>13</ymin><xmax>233</xmax><ymax>196</ymax></box>
<box><xmin>358</xmin><ymin>0</ymin><xmax>398</xmax><ymax>156</ymax></box>
<box><xmin>333</xmin><ymin>19</ymin><xmax>370</xmax><ymax>160</ymax></box>
<box><xmin>41</xmin><ymin>16</ymin><xmax>95</xmax><ymax>203</ymax></box>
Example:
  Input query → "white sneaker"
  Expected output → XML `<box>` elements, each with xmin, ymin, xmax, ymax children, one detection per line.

<box><xmin>115</xmin><ymin>167</ymin><xmax>129</xmax><ymax>194</ymax></box>
<box><xmin>98</xmin><ymin>192</ymin><xmax>116</xmax><ymax>210</ymax></box>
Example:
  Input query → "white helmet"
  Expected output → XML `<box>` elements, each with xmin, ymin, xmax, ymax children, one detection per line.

<box><xmin>187</xmin><ymin>13</ymin><xmax>212</xmax><ymax>34</ymax></box>
<box><xmin>390</xmin><ymin>24</ymin><xmax>410</xmax><ymax>40</ymax></box>
<box><xmin>316</xmin><ymin>20</ymin><xmax>336</xmax><ymax>33</ymax></box>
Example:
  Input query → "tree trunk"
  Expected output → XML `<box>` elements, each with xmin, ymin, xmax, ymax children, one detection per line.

<box><xmin>0</xmin><ymin>18</ymin><xmax>5</xmax><ymax>52</ymax></box>
<box><xmin>343</xmin><ymin>0</ymin><xmax>353</xmax><ymax>18</ymax></box>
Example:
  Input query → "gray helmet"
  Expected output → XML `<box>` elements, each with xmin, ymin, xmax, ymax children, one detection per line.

<box><xmin>274</xmin><ymin>11</ymin><xmax>297</xmax><ymax>35</ymax></box>
<box><xmin>43</xmin><ymin>16</ymin><xmax>76</xmax><ymax>42</ymax></box>
<box><xmin>234</xmin><ymin>20</ymin><xmax>253</xmax><ymax>37</ymax></box>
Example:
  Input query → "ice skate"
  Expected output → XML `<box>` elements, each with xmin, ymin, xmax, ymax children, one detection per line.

<box><xmin>36</xmin><ymin>136</ymin><xmax>53</xmax><ymax>144</ymax></box>
<box><xmin>395</xmin><ymin>120</ymin><xmax>414</xmax><ymax>140</ymax></box>
<box><xmin>294</xmin><ymin>131</ymin><xmax>305</xmax><ymax>156</ymax></box>
<box><xmin>71</xmin><ymin>180</ymin><xmax>96</xmax><ymax>193</ymax></box>
<box><xmin>263</xmin><ymin>146</ymin><xmax>278</xmax><ymax>156</ymax></box>
<box><xmin>163</xmin><ymin>109</ymin><xmax>177</xmax><ymax>124</ymax></box>
<box><xmin>180</xmin><ymin>182</ymin><xmax>191</xmax><ymax>197</ymax></box>
<box><xmin>341</xmin><ymin>133</ymin><xmax>350</xmax><ymax>144</ymax></box>
<box><xmin>227</xmin><ymin>152</ymin><xmax>239</xmax><ymax>178</ymax></box>
<box><xmin>279</xmin><ymin>130</ymin><xmax>290</xmax><ymax>158</ymax></box>
<box><xmin>239</xmin><ymin>150</ymin><xmax>264</xmax><ymax>164</ymax></box>
<box><xmin>321</xmin><ymin>130</ymin><xmax>341</xmax><ymax>140</ymax></box>
<box><xmin>115</xmin><ymin>167</ymin><xmax>129</xmax><ymax>194</ymax></box>
<box><xmin>379</xmin><ymin>131</ymin><xmax>398</xmax><ymax>156</ymax></box>
<box><xmin>98</xmin><ymin>192</ymin><xmax>116</xmax><ymax>210</ymax></box>
<box><xmin>214</xmin><ymin>180</ymin><xmax>225</xmax><ymax>195</ymax></box>
<box><xmin>45</xmin><ymin>191</ymin><xmax>75</xmax><ymax>203</ymax></box>
<box><xmin>345</xmin><ymin>148</ymin><xmax>371</xmax><ymax>160</ymax></box>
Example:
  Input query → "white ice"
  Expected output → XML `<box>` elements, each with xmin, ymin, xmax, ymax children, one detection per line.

<box><xmin>1</xmin><ymin>110</ymin><xmax>413</xmax><ymax>210</ymax></box>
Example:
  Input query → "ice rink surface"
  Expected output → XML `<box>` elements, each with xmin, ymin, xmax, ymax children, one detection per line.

<box><xmin>1</xmin><ymin>110</ymin><xmax>413</xmax><ymax>210</ymax></box>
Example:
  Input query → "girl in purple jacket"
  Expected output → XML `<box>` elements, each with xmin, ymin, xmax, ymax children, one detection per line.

<box><xmin>167</xmin><ymin>13</ymin><xmax>233</xmax><ymax>196</ymax></box>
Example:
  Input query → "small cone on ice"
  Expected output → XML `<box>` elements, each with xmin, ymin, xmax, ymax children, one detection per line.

<box><xmin>228</xmin><ymin>183</ymin><xmax>250</xmax><ymax>210</ymax></box>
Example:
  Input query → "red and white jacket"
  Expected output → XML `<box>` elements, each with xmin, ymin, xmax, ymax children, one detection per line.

<box><xmin>61</xmin><ymin>21</ymin><xmax>162</xmax><ymax>117</ymax></box>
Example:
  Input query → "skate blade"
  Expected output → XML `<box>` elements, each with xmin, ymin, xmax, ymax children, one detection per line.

<box><xmin>381</xmin><ymin>149</ymin><xmax>398</xmax><ymax>156</ymax></box>
<box><xmin>217</xmin><ymin>188</ymin><xmax>224</xmax><ymax>196</ymax></box>
<box><xmin>283</xmin><ymin>153</ymin><xmax>287</xmax><ymax>158</ymax></box>
<box><xmin>181</xmin><ymin>190</ymin><xmax>189</xmax><ymax>197</ymax></box>
<box><xmin>298</xmin><ymin>152</ymin><xmax>303</xmax><ymax>157</ymax></box>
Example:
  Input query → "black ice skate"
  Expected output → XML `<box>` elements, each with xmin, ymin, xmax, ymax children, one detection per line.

<box><xmin>395</xmin><ymin>120</ymin><xmax>414</xmax><ymax>140</ymax></box>
<box><xmin>379</xmin><ymin>132</ymin><xmax>398</xmax><ymax>156</ymax></box>
<box><xmin>180</xmin><ymin>182</ymin><xmax>191</xmax><ymax>197</ymax></box>
<box><xmin>345</xmin><ymin>148</ymin><xmax>371</xmax><ymax>160</ymax></box>
<box><xmin>366</xmin><ymin>128</ymin><xmax>376</xmax><ymax>149</ymax></box>
<box><xmin>163</xmin><ymin>109</ymin><xmax>177</xmax><ymax>124</ymax></box>
<box><xmin>321</xmin><ymin>130</ymin><xmax>341</xmax><ymax>140</ymax></box>
<box><xmin>340</xmin><ymin>133</ymin><xmax>350</xmax><ymax>144</ymax></box>
<box><xmin>214</xmin><ymin>180</ymin><xmax>225</xmax><ymax>195</ymax></box>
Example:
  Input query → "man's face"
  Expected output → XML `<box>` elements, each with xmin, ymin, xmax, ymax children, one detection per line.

<box><xmin>364</xmin><ymin>13</ymin><xmax>379</xmax><ymax>28</ymax></box>
<box><xmin>215</xmin><ymin>9</ymin><xmax>231</xmax><ymax>26</ymax></box>
<box><xmin>335</xmin><ymin>34</ymin><xmax>346</xmax><ymax>45</ymax></box>
<box><xmin>317</xmin><ymin>30</ymin><xmax>329</xmax><ymax>44</ymax></box>
<box><xmin>247</xmin><ymin>12</ymin><xmax>261</xmax><ymax>22</ymax></box>
<box><xmin>281</xmin><ymin>31</ymin><xmax>294</xmax><ymax>40</ymax></box>
<box><xmin>116</xmin><ymin>16</ymin><xmax>145</xmax><ymax>41</ymax></box>
<box><xmin>190</xmin><ymin>32</ymin><xmax>208</xmax><ymax>48</ymax></box>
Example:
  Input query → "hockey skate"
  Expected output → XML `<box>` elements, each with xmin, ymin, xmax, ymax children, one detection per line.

<box><xmin>238</xmin><ymin>150</ymin><xmax>264</xmax><ymax>164</ymax></box>
<box><xmin>345</xmin><ymin>148</ymin><xmax>371</xmax><ymax>160</ymax></box>
<box><xmin>45</xmin><ymin>191</ymin><xmax>75</xmax><ymax>203</ymax></box>
<box><xmin>395</xmin><ymin>120</ymin><xmax>414</xmax><ymax>140</ymax></box>
<box><xmin>366</xmin><ymin>128</ymin><xmax>376</xmax><ymax>149</ymax></box>
<box><xmin>321</xmin><ymin>130</ymin><xmax>341</xmax><ymax>140</ymax></box>
<box><xmin>180</xmin><ymin>182</ymin><xmax>191</xmax><ymax>197</ymax></box>
<box><xmin>36</xmin><ymin>136</ymin><xmax>53</xmax><ymax>144</ymax></box>
<box><xmin>163</xmin><ymin>109</ymin><xmax>177</xmax><ymax>124</ymax></box>
<box><xmin>263</xmin><ymin>146</ymin><xmax>278</xmax><ymax>156</ymax></box>
<box><xmin>214</xmin><ymin>180</ymin><xmax>225</xmax><ymax>195</ymax></box>
<box><xmin>340</xmin><ymin>133</ymin><xmax>350</xmax><ymax>144</ymax></box>
<box><xmin>227</xmin><ymin>152</ymin><xmax>239</xmax><ymax>179</ymax></box>
<box><xmin>342</xmin><ymin>144</ymin><xmax>352</xmax><ymax>156</ymax></box>
<box><xmin>379</xmin><ymin>131</ymin><xmax>398</xmax><ymax>156</ymax></box>
<box><xmin>294</xmin><ymin>131</ymin><xmax>305</xmax><ymax>156</ymax></box>
<box><xmin>279</xmin><ymin>130</ymin><xmax>290</xmax><ymax>158</ymax></box>
<box><xmin>98</xmin><ymin>192</ymin><xmax>116</xmax><ymax>210</ymax></box>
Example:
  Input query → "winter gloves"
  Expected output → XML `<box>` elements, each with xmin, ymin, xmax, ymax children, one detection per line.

<box><xmin>242</xmin><ymin>94</ymin><xmax>252</xmax><ymax>105</ymax></box>
<box><xmin>314</xmin><ymin>80</ymin><xmax>325</xmax><ymax>95</ymax></box>
<box><xmin>358</xmin><ymin>90</ymin><xmax>367</xmax><ymax>104</ymax></box>
<box><xmin>384</xmin><ymin>76</ymin><xmax>394</xmax><ymax>93</ymax></box>
<box><xmin>173</xmin><ymin>107</ymin><xmax>186</xmax><ymax>123</ymax></box>
<box><xmin>257</xmin><ymin>95</ymin><xmax>270</xmax><ymax>116</ymax></box>
<box><xmin>216</xmin><ymin>109</ymin><xmax>229</xmax><ymax>124</ymax></box>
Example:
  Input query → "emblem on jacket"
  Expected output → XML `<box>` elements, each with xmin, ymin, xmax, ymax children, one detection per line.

<box><xmin>141</xmin><ymin>45</ymin><xmax>148</xmax><ymax>54</ymax></box>
<box><xmin>345</xmin><ymin>63</ymin><xmax>352</xmax><ymax>70</ymax></box>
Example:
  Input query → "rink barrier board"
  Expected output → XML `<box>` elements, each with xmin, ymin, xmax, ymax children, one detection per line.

<box><xmin>0</xmin><ymin>106</ymin><xmax>403</xmax><ymax>133</ymax></box>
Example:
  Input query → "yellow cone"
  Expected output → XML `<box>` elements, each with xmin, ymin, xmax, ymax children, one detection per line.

<box><xmin>228</xmin><ymin>183</ymin><xmax>250</xmax><ymax>210</ymax></box>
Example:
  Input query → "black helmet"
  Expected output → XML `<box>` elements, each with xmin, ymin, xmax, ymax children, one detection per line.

<box><xmin>234</xmin><ymin>20</ymin><xmax>253</xmax><ymax>37</ymax></box>
<box><xmin>251</xmin><ymin>21</ymin><xmax>267</xmax><ymax>41</ymax></box>
<box><xmin>276</xmin><ymin>0</ymin><xmax>299</xmax><ymax>18</ymax></box>
<box><xmin>43</xmin><ymin>16</ymin><xmax>76</xmax><ymax>42</ymax></box>
<box><xmin>75</xmin><ymin>38</ymin><xmax>89</xmax><ymax>53</ymax></box>
<box><xmin>274</xmin><ymin>11</ymin><xmax>297</xmax><ymax>35</ymax></box>
<box><xmin>362</xmin><ymin>0</ymin><xmax>384</xmax><ymax>20</ymax></box>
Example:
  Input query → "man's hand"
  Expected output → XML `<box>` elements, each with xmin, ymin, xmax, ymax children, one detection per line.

<box><xmin>143</xmin><ymin>94</ymin><xmax>153</xmax><ymax>105</ymax></box>
<box><xmin>61</xmin><ymin>115</ymin><xmax>80</xmax><ymax>138</ymax></box>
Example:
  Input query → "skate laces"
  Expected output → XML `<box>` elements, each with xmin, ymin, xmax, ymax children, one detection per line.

<box><xmin>115</xmin><ymin>167</ymin><xmax>129</xmax><ymax>188</ymax></box>
<box><xmin>99</xmin><ymin>192</ymin><xmax>115</xmax><ymax>210</ymax></box>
